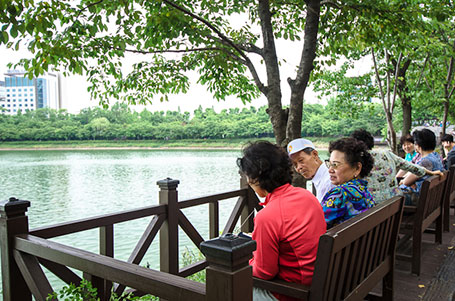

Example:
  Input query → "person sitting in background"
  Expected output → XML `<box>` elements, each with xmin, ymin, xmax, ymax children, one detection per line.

<box><xmin>400</xmin><ymin>129</ymin><xmax>445</xmax><ymax>205</ymax></box>
<box><xmin>321</xmin><ymin>137</ymin><xmax>375</xmax><ymax>229</ymax></box>
<box><xmin>401</xmin><ymin>134</ymin><xmax>420</xmax><ymax>163</ymax></box>
<box><xmin>287</xmin><ymin>138</ymin><xmax>334</xmax><ymax>203</ymax></box>
<box><xmin>396</xmin><ymin>134</ymin><xmax>421</xmax><ymax>180</ymax></box>
<box><xmin>441</xmin><ymin>134</ymin><xmax>455</xmax><ymax>169</ymax></box>
<box><xmin>237</xmin><ymin>141</ymin><xmax>326</xmax><ymax>301</ymax></box>
<box><xmin>351</xmin><ymin>129</ymin><xmax>442</xmax><ymax>204</ymax></box>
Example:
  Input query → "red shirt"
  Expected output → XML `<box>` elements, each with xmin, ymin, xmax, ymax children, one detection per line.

<box><xmin>250</xmin><ymin>183</ymin><xmax>326</xmax><ymax>301</ymax></box>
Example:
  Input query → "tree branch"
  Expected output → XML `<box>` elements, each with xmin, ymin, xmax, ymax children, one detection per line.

<box><xmin>161</xmin><ymin>0</ymin><xmax>266</xmax><ymax>94</ymax></box>
<box><xmin>122</xmin><ymin>47</ymin><xmax>222</xmax><ymax>54</ymax></box>
<box><xmin>76</xmin><ymin>0</ymin><xmax>104</xmax><ymax>19</ymax></box>
<box><xmin>445</xmin><ymin>40</ymin><xmax>455</xmax><ymax>97</ymax></box>
<box><xmin>238</xmin><ymin>43</ymin><xmax>264</xmax><ymax>56</ymax></box>
<box><xmin>385</xmin><ymin>50</ymin><xmax>391</xmax><ymax>111</ymax></box>
<box><xmin>391</xmin><ymin>52</ymin><xmax>402</xmax><ymax>111</ymax></box>
<box><xmin>320</xmin><ymin>0</ymin><xmax>341</xmax><ymax>9</ymax></box>
<box><xmin>371</xmin><ymin>48</ymin><xmax>386</xmax><ymax>105</ymax></box>
<box><xmin>449</xmin><ymin>85</ymin><xmax>455</xmax><ymax>99</ymax></box>
<box><xmin>416</xmin><ymin>54</ymin><xmax>429</xmax><ymax>87</ymax></box>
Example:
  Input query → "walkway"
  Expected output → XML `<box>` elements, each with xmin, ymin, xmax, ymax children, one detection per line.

<box><xmin>391</xmin><ymin>210</ymin><xmax>455</xmax><ymax>300</ymax></box>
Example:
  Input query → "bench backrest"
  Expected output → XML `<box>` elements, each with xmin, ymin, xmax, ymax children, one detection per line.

<box><xmin>444</xmin><ymin>165</ymin><xmax>455</xmax><ymax>212</ymax></box>
<box><xmin>416</xmin><ymin>172</ymin><xmax>448</xmax><ymax>229</ymax></box>
<box><xmin>309</xmin><ymin>196</ymin><xmax>404</xmax><ymax>300</ymax></box>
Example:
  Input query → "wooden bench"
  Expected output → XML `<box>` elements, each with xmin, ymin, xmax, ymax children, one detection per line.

<box><xmin>253</xmin><ymin>195</ymin><xmax>405</xmax><ymax>300</ymax></box>
<box><xmin>396</xmin><ymin>172</ymin><xmax>448</xmax><ymax>275</ymax></box>
<box><xmin>443</xmin><ymin>165</ymin><xmax>455</xmax><ymax>232</ymax></box>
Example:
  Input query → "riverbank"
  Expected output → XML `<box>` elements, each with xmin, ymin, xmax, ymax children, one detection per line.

<box><xmin>0</xmin><ymin>138</ymin><xmax>332</xmax><ymax>150</ymax></box>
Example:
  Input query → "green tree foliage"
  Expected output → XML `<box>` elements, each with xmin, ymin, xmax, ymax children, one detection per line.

<box><xmin>0</xmin><ymin>104</ymin><xmax>387</xmax><ymax>142</ymax></box>
<box><xmin>0</xmin><ymin>0</ymin><xmax>323</xmax><ymax>146</ymax></box>
<box><xmin>313</xmin><ymin>0</ymin><xmax>455</xmax><ymax>152</ymax></box>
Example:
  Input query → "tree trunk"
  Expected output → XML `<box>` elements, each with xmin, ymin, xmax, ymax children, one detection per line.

<box><xmin>286</xmin><ymin>0</ymin><xmax>321</xmax><ymax>146</ymax></box>
<box><xmin>442</xmin><ymin>101</ymin><xmax>449</xmax><ymax>136</ymax></box>
<box><xmin>401</xmin><ymin>97</ymin><xmax>412</xmax><ymax>136</ymax></box>
<box><xmin>394</xmin><ymin>59</ymin><xmax>412</xmax><ymax>136</ymax></box>
<box><xmin>442</xmin><ymin>54</ymin><xmax>454</xmax><ymax>137</ymax></box>
<box><xmin>257</xmin><ymin>0</ymin><xmax>286</xmax><ymax>145</ymax></box>
<box><xmin>386</xmin><ymin>111</ymin><xmax>397</xmax><ymax>153</ymax></box>
<box><xmin>265</xmin><ymin>94</ymin><xmax>288</xmax><ymax>146</ymax></box>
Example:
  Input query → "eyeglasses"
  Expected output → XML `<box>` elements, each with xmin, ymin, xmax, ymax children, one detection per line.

<box><xmin>324</xmin><ymin>160</ymin><xmax>345</xmax><ymax>170</ymax></box>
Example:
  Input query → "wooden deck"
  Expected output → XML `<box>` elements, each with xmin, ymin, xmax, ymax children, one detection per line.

<box><xmin>390</xmin><ymin>209</ymin><xmax>455</xmax><ymax>300</ymax></box>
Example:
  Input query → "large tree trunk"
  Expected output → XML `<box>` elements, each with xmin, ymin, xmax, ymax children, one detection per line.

<box><xmin>257</xmin><ymin>0</ymin><xmax>286</xmax><ymax>145</ymax></box>
<box><xmin>286</xmin><ymin>0</ymin><xmax>321</xmax><ymax>146</ymax></box>
<box><xmin>258</xmin><ymin>0</ymin><xmax>321</xmax><ymax>147</ymax></box>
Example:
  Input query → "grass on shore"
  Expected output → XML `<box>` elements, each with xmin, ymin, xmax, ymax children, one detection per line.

<box><xmin>0</xmin><ymin>138</ymin><xmax>269</xmax><ymax>149</ymax></box>
<box><xmin>0</xmin><ymin>137</ymin><xmax>332</xmax><ymax>150</ymax></box>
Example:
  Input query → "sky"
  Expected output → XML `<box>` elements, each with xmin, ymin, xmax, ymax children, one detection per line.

<box><xmin>0</xmin><ymin>31</ymin><xmax>329</xmax><ymax>114</ymax></box>
<box><xmin>0</xmin><ymin>28</ymin><xmax>375</xmax><ymax>115</ymax></box>
<box><xmin>0</xmin><ymin>46</ymin><xmax>265</xmax><ymax>114</ymax></box>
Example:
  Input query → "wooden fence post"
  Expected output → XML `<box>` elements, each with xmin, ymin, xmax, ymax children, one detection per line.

<box><xmin>157</xmin><ymin>178</ymin><xmax>180</xmax><ymax>275</ymax></box>
<box><xmin>0</xmin><ymin>197</ymin><xmax>32</xmax><ymax>301</ymax></box>
<box><xmin>201</xmin><ymin>233</ymin><xmax>256</xmax><ymax>301</ymax></box>
<box><xmin>240</xmin><ymin>174</ymin><xmax>257</xmax><ymax>233</ymax></box>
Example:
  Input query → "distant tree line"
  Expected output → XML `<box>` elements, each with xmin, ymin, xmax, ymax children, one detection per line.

<box><xmin>0</xmin><ymin>101</ymin><xmax>387</xmax><ymax>141</ymax></box>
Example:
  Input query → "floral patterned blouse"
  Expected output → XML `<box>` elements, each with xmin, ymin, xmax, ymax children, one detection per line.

<box><xmin>321</xmin><ymin>179</ymin><xmax>375</xmax><ymax>229</ymax></box>
<box><xmin>366</xmin><ymin>150</ymin><xmax>426</xmax><ymax>204</ymax></box>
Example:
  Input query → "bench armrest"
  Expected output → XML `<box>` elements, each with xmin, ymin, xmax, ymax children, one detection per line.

<box><xmin>253</xmin><ymin>277</ymin><xmax>310</xmax><ymax>300</ymax></box>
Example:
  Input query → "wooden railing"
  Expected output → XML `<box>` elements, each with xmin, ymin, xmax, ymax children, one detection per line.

<box><xmin>0</xmin><ymin>176</ymin><xmax>260</xmax><ymax>301</ymax></box>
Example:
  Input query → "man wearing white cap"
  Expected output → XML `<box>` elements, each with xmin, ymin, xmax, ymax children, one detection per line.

<box><xmin>287</xmin><ymin>138</ymin><xmax>334</xmax><ymax>203</ymax></box>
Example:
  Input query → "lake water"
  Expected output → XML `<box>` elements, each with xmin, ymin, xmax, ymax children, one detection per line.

<box><xmin>0</xmin><ymin>149</ymin><xmax>248</xmax><ymax>295</ymax></box>
<box><xmin>0</xmin><ymin>148</ymin><xmax>327</xmax><ymax>297</ymax></box>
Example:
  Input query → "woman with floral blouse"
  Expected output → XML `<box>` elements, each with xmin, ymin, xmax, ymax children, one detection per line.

<box><xmin>321</xmin><ymin>138</ymin><xmax>375</xmax><ymax>229</ymax></box>
<box><xmin>351</xmin><ymin>129</ymin><xmax>442</xmax><ymax>204</ymax></box>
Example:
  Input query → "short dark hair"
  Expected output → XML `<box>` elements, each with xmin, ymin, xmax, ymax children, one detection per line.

<box><xmin>400</xmin><ymin>134</ymin><xmax>414</xmax><ymax>145</ymax></box>
<box><xmin>412</xmin><ymin>129</ymin><xmax>436</xmax><ymax>151</ymax></box>
<box><xmin>351</xmin><ymin>129</ymin><xmax>374</xmax><ymax>150</ymax></box>
<box><xmin>441</xmin><ymin>134</ymin><xmax>454</xmax><ymax>143</ymax></box>
<box><xmin>237</xmin><ymin>141</ymin><xmax>292</xmax><ymax>192</ymax></box>
<box><xmin>328</xmin><ymin>137</ymin><xmax>374</xmax><ymax>178</ymax></box>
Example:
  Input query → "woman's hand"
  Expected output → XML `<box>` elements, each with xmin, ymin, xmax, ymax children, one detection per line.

<box><xmin>424</xmin><ymin>168</ymin><xmax>443</xmax><ymax>178</ymax></box>
<box><xmin>430</xmin><ymin>170</ymin><xmax>443</xmax><ymax>177</ymax></box>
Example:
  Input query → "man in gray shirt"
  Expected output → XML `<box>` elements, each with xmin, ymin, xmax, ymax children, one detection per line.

<box><xmin>287</xmin><ymin>138</ymin><xmax>334</xmax><ymax>202</ymax></box>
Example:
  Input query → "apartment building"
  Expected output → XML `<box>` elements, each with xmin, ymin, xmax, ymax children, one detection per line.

<box><xmin>0</xmin><ymin>70</ymin><xmax>61</xmax><ymax>115</ymax></box>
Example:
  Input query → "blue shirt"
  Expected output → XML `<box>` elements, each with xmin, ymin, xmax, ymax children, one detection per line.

<box><xmin>405</xmin><ymin>151</ymin><xmax>418</xmax><ymax>162</ymax></box>
<box><xmin>401</xmin><ymin>152</ymin><xmax>445</xmax><ymax>194</ymax></box>
<box><xmin>413</xmin><ymin>152</ymin><xmax>445</xmax><ymax>192</ymax></box>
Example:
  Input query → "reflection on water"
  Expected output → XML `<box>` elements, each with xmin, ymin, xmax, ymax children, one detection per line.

<box><xmin>0</xmin><ymin>149</ymin><xmax>243</xmax><ymax>294</ymax></box>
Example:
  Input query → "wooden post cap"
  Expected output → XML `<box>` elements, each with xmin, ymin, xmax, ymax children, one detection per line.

<box><xmin>156</xmin><ymin>178</ymin><xmax>180</xmax><ymax>190</ymax></box>
<box><xmin>201</xmin><ymin>233</ymin><xmax>256</xmax><ymax>270</ymax></box>
<box><xmin>0</xmin><ymin>197</ymin><xmax>31</xmax><ymax>217</ymax></box>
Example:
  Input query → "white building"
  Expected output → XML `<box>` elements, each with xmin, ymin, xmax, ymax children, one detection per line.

<box><xmin>0</xmin><ymin>70</ymin><xmax>61</xmax><ymax>115</ymax></box>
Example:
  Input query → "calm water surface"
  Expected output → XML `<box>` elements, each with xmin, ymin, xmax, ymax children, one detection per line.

<box><xmin>0</xmin><ymin>149</ymin><xmax>245</xmax><ymax>294</ymax></box>
<box><xmin>0</xmin><ymin>148</ymin><xmax>328</xmax><ymax>296</ymax></box>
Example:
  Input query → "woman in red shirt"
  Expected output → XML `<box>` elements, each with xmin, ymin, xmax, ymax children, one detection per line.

<box><xmin>237</xmin><ymin>141</ymin><xmax>326</xmax><ymax>301</ymax></box>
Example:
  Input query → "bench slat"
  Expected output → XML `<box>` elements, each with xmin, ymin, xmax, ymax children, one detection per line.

<box><xmin>253</xmin><ymin>277</ymin><xmax>309</xmax><ymax>299</ymax></box>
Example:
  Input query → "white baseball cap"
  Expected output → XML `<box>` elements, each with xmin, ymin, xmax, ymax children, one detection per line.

<box><xmin>287</xmin><ymin>138</ymin><xmax>316</xmax><ymax>156</ymax></box>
